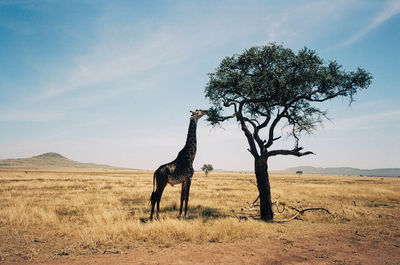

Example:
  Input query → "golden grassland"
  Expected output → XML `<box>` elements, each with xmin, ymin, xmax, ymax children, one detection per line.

<box><xmin>0</xmin><ymin>169</ymin><xmax>399</xmax><ymax>262</ymax></box>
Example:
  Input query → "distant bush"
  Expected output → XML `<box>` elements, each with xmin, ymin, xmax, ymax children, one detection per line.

<box><xmin>201</xmin><ymin>164</ymin><xmax>214</xmax><ymax>176</ymax></box>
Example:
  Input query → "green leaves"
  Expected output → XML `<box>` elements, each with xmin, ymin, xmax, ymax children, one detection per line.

<box><xmin>204</xmin><ymin>43</ymin><xmax>372</xmax><ymax>157</ymax></box>
<box><xmin>206</xmin><ymin>44</ymin><xmax>372</xmax><ymax>111</ymax></box>
<box><xmin>201</xmin><ymin>164</ymin><xmax>214</xmax><ymax>176</ymax></box>
<box><xmin>205</xmin><ymin>106</ymin><xmax>224</xmax><ymax>126</ymax></box>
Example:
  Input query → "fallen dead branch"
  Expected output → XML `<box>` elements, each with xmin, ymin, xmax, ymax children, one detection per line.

<box><xmin>274</xmin><ymin>196</ymin><xmax>286</xmax><ymax>214</ymax></box>
<box><xmin>32</xmin><ymin>239</ymin><xmax>46</xmax><ymax>243</ymax></box>
<box><xmin>241</xmin><ymin>187</ymin><xmax>336</xmax><ymax>222</ymax></box>
<box><xmin>249</xmin><ymin>179</ymin><xmax>258</xmax><ymax>187</ymax></box>
<box><xmin>55</xmin><ymin>251</ymin><xmax>69</xmax><ymax>256</ymax></box>
<box><xmin>93</xmin><ymin>248</ymin><xmax>123</xmax><ymax>254</ymax></box>
<box><xmin>355</xmin><ymin>229</ymin><xmax>366</xmax><ymax>237</ymax></box>
<box><xmin>288</xmin><ymin>206</ymin><xmax>332</xmax><ymax>215</ymax></box>
<box><xmin>241</xmin><ymin>180</ymin><xmax>260</xmax><ymax>210</ymax></box>
<box><xmin>285</xmin><ymin>206</ymin><xmax>334</xmax><ymax>221</ymax></box>
<box><xmin>243</xmin><ymin>179</ymin><xmax>337</xmax><ymax>222</ymax></box>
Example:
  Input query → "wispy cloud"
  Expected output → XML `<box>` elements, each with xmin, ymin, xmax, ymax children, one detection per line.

<box><xmin>0</xmin><ymin>109</ymin><xmax>64</xmax><ymax>122</ymax></box>
<box><xmin>33</xmin><ymin>1</ymin><xmax>357</xmax><ymax>103</ymax></box>
<box><xmin>5</xmin><ymin>2</ymin><xmax>389</xmax><ymax>123</ymax></box>
<box><xmin>325</xmin><ymin>108</ymin><xmax>400</xmax><ymax>130</ymax></box>
<box><xmin>338</xmin><ymin>0</ymin><xmax>400</xmax><ymax>47</ymax></box>
<box><xmin>39</xmin><ymin>26</ymin><xmax>189</xmax><ymax>99</ymax></box>
<box><xmin>33</xmin><ymin>3</ymin><xmax>266</xmax><ymax>101</ymax></box>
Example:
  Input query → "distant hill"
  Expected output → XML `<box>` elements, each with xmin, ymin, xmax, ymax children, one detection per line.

<box><xmin>285</xmin><ymin>166</ymin><xmax>400</xmax><ymax>177</ymax></box>
<box><xmin>0</xmin><ymin>152</ymin><xmax>123</xmax><ymax>170</ymax></box>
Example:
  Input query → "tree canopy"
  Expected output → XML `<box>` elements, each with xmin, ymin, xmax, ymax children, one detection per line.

<box><xmin>201</xmin><ymin>164</ymin><xmax>214</xmax><ymax>176</ymax></box>
<box><xmin>205</xmin><ymin>43</ymin><xmax>372</xmax><ymax>160</ymax></box>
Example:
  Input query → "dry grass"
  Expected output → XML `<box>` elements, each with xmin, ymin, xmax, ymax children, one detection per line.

<box><xmin>0</xmin><ymin>169</ymin><xmax>399</xmax><ymax>262</ymax></box>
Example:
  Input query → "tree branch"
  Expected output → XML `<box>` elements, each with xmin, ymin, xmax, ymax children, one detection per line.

<box><xmin>254</xmin><ymin>116</ymin><xmax>271</xmax><ymax>153</ymax></box>
<box><xmin>217</xmin><ymin>114</ymin><xmax>236</xmax><ymax>122</ymax></box>
<box><xmin>272</xmin><ymin>136</ymin><xmax>281</xmax><ymax>141</ymax></box>
<box><xmin>265</xmin><ymin>148</ymin><xmax>315</xmax><ymax>158</ymax></box>
<box><xmin>265</xmin><ymin>106</ymin><xmax>289</xmax><ymax>149</ymax></box>
<box><xmin>243</xmin><ymin>117</ymin><xmax>258</xmax><ymax>130</ymax></box>
<box><xmin>242</xmin><ymin>117</ymin><xmax>266</xmax><ymax>153</ymax></box>
<box><xmin>288</xmin><ymin>88</ymin><xmax>349</xmax><ymax>106</ymax></box>
<box><xmin>237</xmin><ymin>102</ymin><xmax>259</xmax><ymax>158</ymax></box>
<box><xmin>256</xmin><ymin>115</ymin><xmax>271</xmax><ymax>132</ymax></box>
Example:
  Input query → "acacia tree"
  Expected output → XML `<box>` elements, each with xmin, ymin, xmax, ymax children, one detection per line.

<box><xmin>205</xmin><ymin>44</ymin><xmax>372</xmax><ymax>221</ymax></box>
<box><xmin>201</xmin><ymin>164</ymin><xmax>214</xmax><ymax>176</ymax></box>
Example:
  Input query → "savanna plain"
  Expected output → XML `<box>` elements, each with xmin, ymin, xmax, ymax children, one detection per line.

<box><xmin>0</xmin><ymin>169</ymin><xmax>399</xmax><ymax>264</ymax></box>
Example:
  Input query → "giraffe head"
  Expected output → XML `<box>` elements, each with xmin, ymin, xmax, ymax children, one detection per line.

<box><xmin>190</xmin><ymin>109</ymin><xmax>208</xmax><ymax>122</ymax></box>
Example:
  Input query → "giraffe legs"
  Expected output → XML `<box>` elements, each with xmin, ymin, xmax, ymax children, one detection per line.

<box><xmin>150</xmin><ymin>181</ymin><xmax>167</xmax><ymax>221</ymax></box>
<box><xmin>150</xmin><ymin>173</ymin><xmax>193</xmax><ymax>221</ymax></box>
<box><xmin>179</xmin><ymin>178</ymin><xmax>191</xmax><ymax>219</ymax></box>
<box><xmin>179</xmin><ymin>181</ymin><xmax>185</xmax><ymax>218</ymax></box>
<box><xmin>184</xmin><ymin>178</ymin><xmax>191</xmax><ymax>218</ymax></box>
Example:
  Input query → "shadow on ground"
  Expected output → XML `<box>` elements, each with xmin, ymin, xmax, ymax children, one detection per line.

<box><xmin>139</xmin><ymin>204</ymin><xmax>231</xmax><ymax>223</ymax></box>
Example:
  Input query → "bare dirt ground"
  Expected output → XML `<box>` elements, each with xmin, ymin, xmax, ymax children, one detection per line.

<box><xmin>3</xmin><ymin>220</ymin><xmax>400</xmax><ymax>265</ymax></box>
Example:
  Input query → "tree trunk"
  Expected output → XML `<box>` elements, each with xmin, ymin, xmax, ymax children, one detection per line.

<box><xmin>254</xmin><ymin>157</ymin><xmax>274</xmax><ymax>221</ymax></box>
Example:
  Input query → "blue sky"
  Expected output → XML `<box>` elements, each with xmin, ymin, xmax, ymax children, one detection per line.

<box><xmin>0</xmin><ymin>0</ymin><xmax>399</xmax><ymax>171</ymax></box>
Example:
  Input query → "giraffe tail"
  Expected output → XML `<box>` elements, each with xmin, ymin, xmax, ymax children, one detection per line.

<box><xmin>152</xmin><ymin>171</ymin><xmax>156</xmax><ymax>193</ymax></box>
<box><xmin>150</xmin><ymin>171</ymin><xmax>156</xmax><ymax>203</ymax></box>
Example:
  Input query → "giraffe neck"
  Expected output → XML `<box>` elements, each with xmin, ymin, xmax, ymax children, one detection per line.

<box><xmin>177</xmin><ymin>118</ymin><xmax>197</xmax><ymax>164</ymax></box>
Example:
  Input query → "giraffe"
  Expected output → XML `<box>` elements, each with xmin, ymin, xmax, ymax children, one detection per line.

<box><xmin>149</xmin><ymin>109</ymin><xmax>208</xmax><ymax>220</ymax></box>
